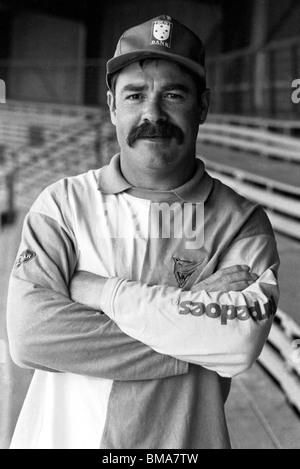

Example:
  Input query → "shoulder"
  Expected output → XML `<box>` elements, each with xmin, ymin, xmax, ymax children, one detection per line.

<box><xmin>29</xmin><ymin>169</ymin><xmax>101</xmax><ymax>223</ymax></box>
<box><xmin>46</xmin><ymin>168</ymin><xmax>101</xmax><ymax>199</ymax></box>
<box><xmin>208</xmin><ymin>176</ymin><xmax>274</xmax><ymax>238</ymax></box>
<box><xmin>210</xmin><ymin>177</ymin><xmax>254</xmax><ymax>209</ymax></box>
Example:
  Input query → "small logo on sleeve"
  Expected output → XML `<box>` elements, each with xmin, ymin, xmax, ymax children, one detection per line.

<box><xmin>150</xmin><ymin>20</ymin><xmax>173</xmax><ymax>48</ymax></box>
<box><xmin>14</xmin><ymin>250</ymin><xmax>36</xmax><ymax>269</ymax></box>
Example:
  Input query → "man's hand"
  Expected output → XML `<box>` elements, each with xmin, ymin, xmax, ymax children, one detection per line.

<box><xmin>69</xmin><ymin>271</ymin><xmax>108</xmax><ymax>310</ymax></box>
<box><xmin>191</xmin><ymin>265</ymin><xmax>258</xmax><ymax>293</ymax></box>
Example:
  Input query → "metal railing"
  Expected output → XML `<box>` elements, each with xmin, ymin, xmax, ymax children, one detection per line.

<box><xmin>0</xmin><ymin>100</ymin><xmax>107</xmax><ymax>223</ymax></box>
<box><xmin>200</xmin><ymin>123</ymin><xmax>300</xmax><ymax>163</ymax></box>
<box><xmin>198</xmin><ymin>114</ymin><xmax>300</xmax><ymax>241</ymax></box>
<box><xmin>206</xmin><ymin>36</ymin><xmax>300</xmax><ymax>119</ymax></box>
<box><xmin>259</xmin><ymin>308</ymin><xmax>300</xmax><ymax>413</ymax></box>
<box><xmin>206</xmin><ymin>113</ymin><xmax>300</xmax><ymax>135</ymax></box>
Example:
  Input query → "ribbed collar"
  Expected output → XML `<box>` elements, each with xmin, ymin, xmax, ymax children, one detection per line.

<box><xmin>97</xmin><ymin>154</ymin><xmax>213</xmax><ymax>203</ymax></box>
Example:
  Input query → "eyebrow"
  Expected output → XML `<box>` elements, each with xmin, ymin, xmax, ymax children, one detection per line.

<box><xmin>120</xmin><ymin>83</ymin><xmax>191</xmax><ymax>95</ymax></box>
<box><xmin>120</xmin><ymin>84</ymin><xmax>146</xmax><ymax>94</ymax></box>
<box><xmin>161</xmin><ymin>83</ymin><xmax>191</xmax><ymax>93</ymax></box>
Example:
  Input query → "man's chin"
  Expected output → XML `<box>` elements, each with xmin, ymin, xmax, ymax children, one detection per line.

<box><xmin>137</xmin><ymin>151</ymin><xmax>178</xmax><ymax>169</ymax></box>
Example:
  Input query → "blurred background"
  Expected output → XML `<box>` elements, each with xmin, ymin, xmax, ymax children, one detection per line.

<box><xmin>0</xmin><ymin>0</ymin><xmax>300</xmax><ymax>449</ymax></box>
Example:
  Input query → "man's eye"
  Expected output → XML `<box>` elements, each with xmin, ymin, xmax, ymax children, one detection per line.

<box><xmin>127</xmin><ymin>94</ymin><xmax>142</xmax><ymax>101</ymax></box>
<box><xmin>165</xmin><ymin>93</ymin><xmax>182</xmax><ymax>99</ymax></box>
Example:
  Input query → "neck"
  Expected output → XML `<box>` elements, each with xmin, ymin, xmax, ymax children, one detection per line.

<box><xmin>120</xmin><ymin>156</ymin><xmax>197</xmax><ymax>191</ymax></box>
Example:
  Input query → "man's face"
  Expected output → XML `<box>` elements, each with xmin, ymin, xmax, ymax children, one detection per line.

<box><xmin>107</xmin><ymin>59</ymin><xmax>209</xmax><ymax>173</ymax></box>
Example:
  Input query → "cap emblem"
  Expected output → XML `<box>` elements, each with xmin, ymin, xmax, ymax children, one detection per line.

<box><xmin>150</xmin><ymin>20</ymin><xmax>173</xmax><ymax>48</ymax></box>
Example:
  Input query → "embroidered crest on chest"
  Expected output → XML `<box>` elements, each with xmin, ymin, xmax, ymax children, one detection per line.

<box><xmin>173</xmin><ymin>257</ymin><xmax>204</xmax><ymax>288</ymax></box>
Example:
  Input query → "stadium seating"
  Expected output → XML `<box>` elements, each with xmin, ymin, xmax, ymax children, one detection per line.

<box><xmin>198</xmin><ymin>115</ymin><xmax>300</xmax><ymax>241</ymax></box>
<box><xmin>0</xmin><ymin>101</ymin><xmax>116</xmax><ymax>224</ymax></box>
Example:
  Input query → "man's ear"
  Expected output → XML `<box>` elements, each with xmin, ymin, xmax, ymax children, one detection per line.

<box><xmin>198</xmin><ymin>88</ymin><xmax>211</xmax><ymax>125</ymax></box>
<box><xmin>107</xmin><ymin>91</ymin><xmax>117</xmax><ymax>126</ymax></box>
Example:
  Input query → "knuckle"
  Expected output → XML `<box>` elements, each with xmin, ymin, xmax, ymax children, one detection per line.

<box><xmin>222</xmin><ymin>274</ymin><xmax>231</xmax><ymax>284</ymax></box>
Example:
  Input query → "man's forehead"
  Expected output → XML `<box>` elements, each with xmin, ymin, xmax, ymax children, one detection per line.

<box><xmin>116</xmin><ymin>59</ymin><xmax>195</xmax><ymax>88</ymax></box>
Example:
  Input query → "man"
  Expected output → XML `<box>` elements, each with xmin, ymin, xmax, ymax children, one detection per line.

<box><xmin>7</xmin><ymin>15</ymin><xmax>279</xmax><ymax>449</ymax></box>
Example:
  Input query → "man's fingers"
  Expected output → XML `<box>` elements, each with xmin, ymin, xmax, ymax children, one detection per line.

<box><xmin>220</xmin><ymin>271</ymin><xmax>256</xmax><ymax>285</ymax></box>
<box><xmin>201</xmin><ymin>280</ymin><xmax>255</xmax><ymax>293</ymax></box>
<box><xmin>202</xmin><ymin>265</ymin><xmax>250</xmax><ymax>284</ymax></box>
<box><xmin>191</xmin><ymin>279</ymin><xmax>256</xmax><ymax>293</ymax></box>
<box><xmin>191</xmin><ymin>265</ymin><xmax>260</xmax><ymax>293</ymax></box>
<box><xmin>219</xmin><ymin>280</ymin><xmax>255</xmax><ymax>292</ymax></box>
<box><xmin>191</xmin><ymin>265</ymin><xmax>259</xmax><ymax>293</ymax></box>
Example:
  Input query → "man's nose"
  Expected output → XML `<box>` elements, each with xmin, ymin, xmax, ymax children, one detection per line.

<box><xmin>142</xmin><ymin>97</ymin><xmax>167</xmax><ymax>123</ymax></box>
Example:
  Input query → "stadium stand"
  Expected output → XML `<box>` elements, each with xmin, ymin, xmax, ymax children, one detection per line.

<box><xmin>0</xmin><ymin>101</ymin><xmax>115</xmax><ymax>225</ymax></box>
<box><xmin>206</xmin><ymin>35</ymin><xmax>300</xmax><ymax>120</ymax></box>
<box><xmin>197</xmin><ymin>115</ymin><xmax>300</xmax><ymax>241</ymax></box>
<box><xmin>199</xmin><ymin>120</ymin><xmax>300</xmax><ymax>162</ymax></box>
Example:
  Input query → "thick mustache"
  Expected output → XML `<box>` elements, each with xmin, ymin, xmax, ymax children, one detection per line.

<box><xmin>127</xmin><ymin>121</ymin><xmax>184</xmax><ymax>147</ymax></box>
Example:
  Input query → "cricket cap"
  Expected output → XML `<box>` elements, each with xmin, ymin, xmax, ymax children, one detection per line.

<box><xmin>106</xmin><ymin>14</ymin><xmax>206</xmax><ymax>89</ymax></box>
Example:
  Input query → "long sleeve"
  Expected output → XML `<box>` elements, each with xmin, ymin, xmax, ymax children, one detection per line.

<box><xmin>6</xmin><ymin>208</ymin><xmax>188</xmax><ymax>381</ymax></box>
<box><xmin>100</xmin><ymin>232</ymin><xmax>280</xmax><ymax>379</ymax></box>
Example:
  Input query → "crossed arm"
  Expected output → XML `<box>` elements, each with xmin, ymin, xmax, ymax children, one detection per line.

<box><xmin>7</xmin><ymin>210</ymin><xmax>279</xmax><ymax>381</ymax></box>
<box><xmin>70</xmin><ymin>265</ymin><xmax>259</xmax><ymax>311</ymax></box>
<box><xmin>7</xmin><ymin>212</ymin><xmax>189</xmax><ymax>381</ymax></box>
<box><xmin>70</xmin><ymin>262</ymin><xmax>277</xmax><ymax>378</ymax></box>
